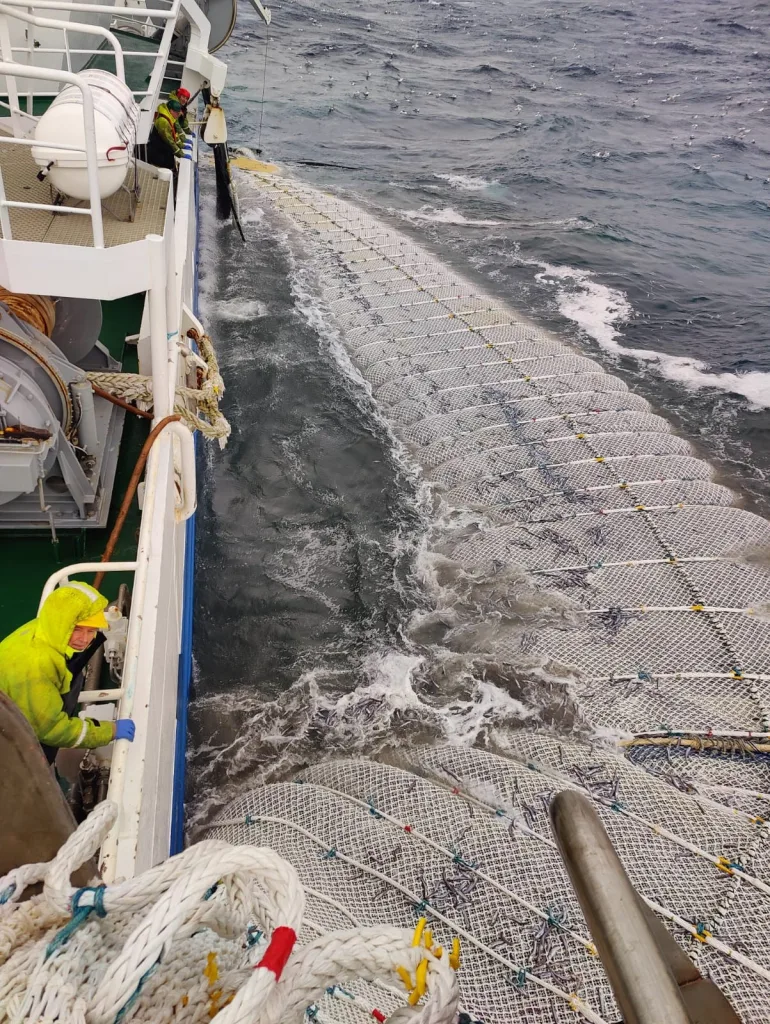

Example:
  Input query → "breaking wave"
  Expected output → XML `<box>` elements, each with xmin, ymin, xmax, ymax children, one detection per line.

<box><xmin>398</xmin><ymin>206</ymin><xmax>504</xmax><ymax>227</ymax></box>
<box><xmin>535</xmin><ymin>262</ymin><xmax>770</xmax><ymax>409</ymax></box>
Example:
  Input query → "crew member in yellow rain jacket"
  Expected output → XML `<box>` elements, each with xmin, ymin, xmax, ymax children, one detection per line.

<box><xmin>146</xmin><ymin>98</ymin><xmax>184</xmax><ymax>173</ymax></box>
<box><xmin>167</xmin><ymin>86</ymin><xmax>191</xmax><ymax>137</ymax></box>
<box><xmin>0</xmin><ymin>581</ymin><xmax>135</xmax><ymax>764</ymax></box>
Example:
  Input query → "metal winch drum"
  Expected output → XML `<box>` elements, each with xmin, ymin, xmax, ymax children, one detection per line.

<box><xmin>32</xmin><ymin>70</ymin><xmax>140</xmax><ymax>201</ymax></box>
<box><xmin>0</xmin><ymin>292</ymin><xmax>123</xmax><ymax>526</ymax></box>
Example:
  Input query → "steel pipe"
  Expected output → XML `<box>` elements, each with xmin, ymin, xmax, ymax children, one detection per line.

<box><xmin>549</xmin><ymin>789</ymin><xmax>691</xmax><ymax>1024</ymax></box>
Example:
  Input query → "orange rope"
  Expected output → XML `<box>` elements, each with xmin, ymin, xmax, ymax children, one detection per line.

<box><xmin>0</xmin><ymin>287</ymin><xmax>55</xmax><ymax>337</ymax></box>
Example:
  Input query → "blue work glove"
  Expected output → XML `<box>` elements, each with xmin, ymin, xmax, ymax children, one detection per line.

<box><xmin>114</xmin><ymin>719</ymin><xmax>136</xmax><ymax>742</ymax></box>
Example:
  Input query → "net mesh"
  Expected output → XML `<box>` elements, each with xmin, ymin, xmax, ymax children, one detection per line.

<box><xmin>218</xmin><ymin>174</ymin><xmax>770</xmax><ymax>1021</ymax></box>
<box><xmin>204</xmin><ymin>741</ymin><xmax>770</xmax><ymax>1024</ymax></box>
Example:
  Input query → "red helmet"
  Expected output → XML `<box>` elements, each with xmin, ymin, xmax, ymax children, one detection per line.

<box><xmin>177</xmin><ymin>87</ymin><xmax>191</xmax><ymax>102</ymax></box>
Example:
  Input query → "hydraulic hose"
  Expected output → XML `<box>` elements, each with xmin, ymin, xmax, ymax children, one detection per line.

<box><xmin>90</xmin><ymin>382</ymin><xmax>153</xmax><ymax>420</ymax></box>
<box><xmin>93</xmin><ymin>414</ymin><xmax>181</xmax><ymax>590</ymax></box>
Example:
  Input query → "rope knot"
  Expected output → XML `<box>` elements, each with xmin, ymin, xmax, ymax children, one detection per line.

<box><xmin>545</xmin><ymin>908</ymin><xmax>565</xmax><ymax>929</ymax></box>
<box><xmin>366</xmin><ymin>799</ymin><xmax>383</xmax><ymax>820</ymax></box>
<box><xmin>46</xmin><ymin>885</ymin><xmax>107</xmax><ymax>959</ymax></box>
<box><xmin>451</xmin><ymin>851</ymin><xmax>478</xmax><ymax>870</ymax></box>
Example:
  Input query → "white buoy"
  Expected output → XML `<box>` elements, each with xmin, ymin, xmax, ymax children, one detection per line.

<box><xmin>32</xmin><ymin>70</ymin><xmax>140</xmax><ymax>201</ymax></box>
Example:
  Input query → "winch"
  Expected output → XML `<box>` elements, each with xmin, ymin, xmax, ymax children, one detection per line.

<box><xmin>0</xmin><ymin>289</ymin><xmax>125</xmax><ymax>529</ymax></box>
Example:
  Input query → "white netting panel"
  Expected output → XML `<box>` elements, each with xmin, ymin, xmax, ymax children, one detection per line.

<box><xmin>219</xmin><ymin>175</ymin><xmax>770</xmax><ymax>1022</ymax></box>
<box><xmin>203</xmin><ymin>742</ymin><xmax>770</xmax><ymax>1024</ymax></box>
<box><xmin>403</xmin><ymin>392</ymin><xmax>652</xmax><ymax>447</ymax></box>
<box><xmin>418</xmin><ymin>411</ymin><xmax>674</xmax><ymax>468</ymax></box>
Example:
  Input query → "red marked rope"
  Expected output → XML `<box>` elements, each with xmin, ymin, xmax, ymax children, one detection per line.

<box><xmin>256</xmin><ymin>926</ymin><xmax>297</xmax><ymax>980</ymax></box>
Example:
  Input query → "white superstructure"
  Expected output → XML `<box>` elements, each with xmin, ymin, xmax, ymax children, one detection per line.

<box><xmin>0</xmin><ymin>0</ymin><xmax>227</xmax><ymax>879</ymax></box>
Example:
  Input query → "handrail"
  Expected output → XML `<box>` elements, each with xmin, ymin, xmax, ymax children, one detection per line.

<box><xmin>549</xmin><ymin>790</ymin><xmax>691</xmax><ymax>1024</ymax></box>
<box><xmin>0</xmin><ymin>0</ymin><xmax>179</xmax><ymax>17</ymax></box>
<box><xmin>0</xmin><ymin>4</ymin><xmax>126</xmax><ymax>81</ymax></box>
<box><xmin>38</xmin><ymin>561</ymin><xmax>137</xmax><ymax>608</ymax></box>
<box><xmin>0</xmin><ymin>60</ymin><xmax>105</xmax><ymax>246</ymax></box>
<box><xmin>0</xmin><ymin>135</ymin><xmax>88</xmax><ymax>153</ymax></box>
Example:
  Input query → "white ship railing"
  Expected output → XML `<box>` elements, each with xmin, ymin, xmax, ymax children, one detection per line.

<box><xmin>0</xmin><ymin>61</ymin><xmax>106</xmax><ymax>245</ymax></box>
<box><xmin>0</xmin><ymin>4</ymin><xmax>126</xmax><ymax>82</ymax></box>
<box><xmin>0</xmin><ymin>0</ymin><xmax>213</xmax><ymax>140</ymax></box>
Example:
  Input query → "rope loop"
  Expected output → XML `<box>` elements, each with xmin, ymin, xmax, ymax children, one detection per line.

<box><xmin>45</xmin><ymin>884</ymin><xmax>107</xmax><ymax>959</ymax></box>
<box><xmin>86</xmin><ymin>330</ymin><xmax>231</xmax><ymax>448</ymax></box>
<box><xmin>2</xmin><ymin>804</ymin><xmax>462</xmax><ymax>1024</ymax></box>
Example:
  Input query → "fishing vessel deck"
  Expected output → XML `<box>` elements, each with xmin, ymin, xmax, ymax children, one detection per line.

<box><xmin>0</xmin><ymin>136</ymin><xmax>168</xmax><ymax>246</ymax></box>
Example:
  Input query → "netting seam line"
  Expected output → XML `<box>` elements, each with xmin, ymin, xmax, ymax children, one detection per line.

<box><xmin>459</xmin><ymin>478</ymin><xmax>706</xmax><ymax>508</ymax></box>
<box><xmin>702</xmin><ymin>784</ymin><xmax>770</xmax><ymax>800</ymax></box>
<box><xmin>577</xmin><ymin>605</ymin><xmax>754</xmax><ymax>615</ymax></box>
<box><xmin>500</xmin><ymin>503</ymin><xmax>708</xmax><ymax>526</ymax></box>
<box><xmin>584</xmin><ymin>674</ymin><xmax>770</xmax><ymax>684</ymax></box>
<box><xmin>417</xmin><ymin>412</ymin><xmax>663</xmax><ymax>452</ymax></box>
<box><xmin>533</xmin><ymin>556</ymin><xmax>726</xmax><ymax>574</ymax></box>
<box><xmin>341</xmin><ymin>294</ymin><xmax>467</xmax><ymax>313</ymax></box>
<box><xmin>453</xmin><ymin>455</ymin><xmax>704</xmax><ymax>485</ymax></box>
<box><xmin>204</xmin><ymin>810</ymin><xmax>608</xmax><ymax>1023</ymax></box>
<box><xmin>301</xmin><ymin>780</ymin><xmax>598</xmax><ymax>956</ymax></box>
<box><xmin>349</xmin><ymin>310</ymin><xmax>512</xmax><ymax>336</ymax></box>
<box><xmin>423</xmin><ymin>430</ymin><xmax>677</xmax><ymax>467</ymax></box>
<box><xmin>361</xmin><ymin>339</ymin><xmax>541</xmax><ymax>366</ymax></box>
<box><xmin>396</xmin><ymin>384</ymin><xmax>635</xmax><ymax>425</ymax></box>
<box><xmin>418</xmin><ymin>755</ymin><xmax>770</xmax><ymax>907</ymax></box>
<box><xmin>375</xmin><ymin>368</ymin><xmax>601</xmax><ymax>400</ymax></box>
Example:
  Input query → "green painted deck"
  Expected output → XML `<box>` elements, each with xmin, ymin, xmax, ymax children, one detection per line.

<box><xmin>0</xmin><ymin>293</ymin><xmax>149</xmax><ymax>637</ymax></box>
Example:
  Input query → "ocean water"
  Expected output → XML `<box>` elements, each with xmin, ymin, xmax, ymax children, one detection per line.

<box><xmin>187</xmin><ymin>0</ymin><xmax>769</xmax><ymax>829</ymax></box>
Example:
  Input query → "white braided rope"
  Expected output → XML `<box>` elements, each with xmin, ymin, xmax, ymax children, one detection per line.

<box><xmin>0</xmin><ymin>803</ymin><xmax>460</xmax><ymax>1024</ymax></box>
<box><xmin>87</xmin><ymin>331</ymin><xmax>231</xmax><ymax>446</ymax></box>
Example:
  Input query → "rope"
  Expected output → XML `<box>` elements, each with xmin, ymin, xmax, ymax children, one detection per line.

<box><xmin>0</xmin><ymin>287</ymin><xmax>55</xmax><ymax>337</ymax></box>
<box><xmin>620</xmin><ymin>736</ymin><xmax>770</xmax><ymax>754</ymax></box>
<box><xmin>87</xmin><ymin>332</ymin><xmax>231</xmax><ymax>447</ymax></box>
<box><xmin>0</xmin><ymin>803</ymin><xmax>461</xmax><ymax>1024</ymax></box>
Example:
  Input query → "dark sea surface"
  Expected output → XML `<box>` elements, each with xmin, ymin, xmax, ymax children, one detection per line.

<box><xmin>187</xmin><ymin>0</ymin><xmax>769</xmax><ymax>829</ymax></box>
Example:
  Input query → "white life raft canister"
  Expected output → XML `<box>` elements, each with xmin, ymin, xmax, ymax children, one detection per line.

<box><xmin>32</xmin><ymin>69</ymin><xmax>140</xmax><ymax>201</ymax></box>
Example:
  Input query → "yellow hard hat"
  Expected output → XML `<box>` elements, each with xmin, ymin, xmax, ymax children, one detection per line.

<box><xmin>76</xmin><ymin>609</ymin><xmax>109</xmax><ymax>630</ymax></box>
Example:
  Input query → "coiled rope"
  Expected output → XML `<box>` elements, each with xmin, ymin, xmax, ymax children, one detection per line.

<box><xmin>0</xmin><ymin>288</ymin><xmax>56</xmax><ymax>337</ymax></box>
<box><xmin>87</xmin><ymin>332</ymin><xmax>231</xmax><ymax>447</ymax></box>
<box><xmin>0</xmin><ymin>803</ymin><xmax>460</xmax><ymax>1024</ymax></box>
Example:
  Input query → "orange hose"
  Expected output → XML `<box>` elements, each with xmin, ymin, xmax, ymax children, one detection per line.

<box><xmin>93</xmin><ymin>414</ymin><xmax>181</xmax><ymax>591</ymax></box>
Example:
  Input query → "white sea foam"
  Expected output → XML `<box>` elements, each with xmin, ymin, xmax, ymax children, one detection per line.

<box><xmin>435</xmin><ymin>173</ymin><xmax>499</xmax><ymax>191</ymax></box>
<box><xmin>214</xmin><ymin>297</ymin><xmax>269</xmax><ymax>321</ymax></box>
<box><xmin>535</xmin><ymin>262</ymin><xmax>770</xmax><ymax>409</ymax></box>
<box><xmin>400</xmin><ymin>206</ymin><xmax>503</xmax><ymax>227</ymax></box>
<box><xmin>241</xmin><ymin>207</ymin><xmax>265</xmax><ymax>225</ymax></box>
<box><xmin>187</xmin><ymin>648</ymin><xmax>541</xmax><ymax>832</ymax></box>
